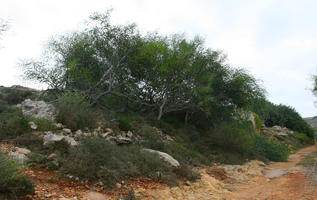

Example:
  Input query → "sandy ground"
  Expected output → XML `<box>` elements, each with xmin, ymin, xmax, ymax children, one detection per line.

<box><xmin>15</xmin><ymin>144</ymin><xmax>317</xmax><ymax>200</ymax></box>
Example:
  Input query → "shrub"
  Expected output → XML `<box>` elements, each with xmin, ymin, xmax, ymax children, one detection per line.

<box><xmin>59</xmin><ymin>138</ymin><xmax>196</xmax><ymax>188</ymax></box>
<box><xmin>253</xmin><ymin>113</ymin><xmax>263</xmax><ymax>134</ymax></box>
<box><xmin>0</xmin><ymin>107</ymin><xmax>31</xmax><ymax>139</ymax></box>
<box><xmin>56</xmin><ymin>92</ymin><xmax>97</xmax><ymax>130</ymax></box>
<box><xmin>0</xmin><ymin>153</ymin><xmax>34</xmax><ymax>196</ymax></box>
<box><xmin>1</xmin><ymin>87</ymin><xmax>35</xmax><ymax>105</ymax></box>
<box><xmin>294</xmin><ymin>132</ymin><xmax>314</xmax><ymax>145</ymax></box>
<box><xmin>255</xmin><ymin>135</ymin><xmax>289</xmax><ymax>162</ymax></box>
<box><xmin>117</xmin><ymin>115</ymin><xmax>134</xmax><ymax>131</ymax></box>
<box><xmin>209</xmin><ymin>121</ymin><xmax>255</xmax><ymax>154</ymax></box>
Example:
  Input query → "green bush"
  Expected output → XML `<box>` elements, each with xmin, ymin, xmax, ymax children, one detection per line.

<box><xmin>294</xmin><ymin>132</ymin><xmax>314</xmax><ymax>145</ymax></box>
<box><xmin>249</xmin><ymin>99</ymin><xmax>314</xmax><ymax>138</ymax></box>
<box><xmin>1</xmin><ymin>87</ymin><xmax>35</xmax><ymax>105</ymax></box>
<box><xmin>209</xmin><ymin>121</ymin><xmax>255</xmax><ymax>154</ymax></box>
<box><xmin>255</xmin><ymin>135</ymin><xmax>289</xmax><ymax>161</ymax></box>
<box><xmin>117</xmin><ymin>115</ymin><xmax>134</xmax><ymax>131</ymax></box>
<box><xmin>0</xmin><ymin>153</ymin><xmax>34</xmax><ymax>196</ymax></box>
<box><xmin>0</xmin><ymin>107</ymin><xmax>31</xmax><ymax>139</ymax></box>
<box><xmin>253</xmin><ymin>113</ymin><xmax>263</xmax><ymax>134</ymax></box>
<box><xmin>56</xmin><ymin>92</ymin><xmax>97</xmax><ymax>130</ymax></box>
<box><xmin>59</xmin><ymin>138</ymin><xmax>197</xmax><ymax>188</ymax></box>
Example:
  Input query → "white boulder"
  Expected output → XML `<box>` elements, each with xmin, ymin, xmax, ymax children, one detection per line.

<box><xmin>143</xmin><ymin>148</ymin><xmax>180</xmax><ymax>167</ymax></box>
<box><xmin>20</xmin><ymin>99</ymin><xmax>55</xmax><ymax>120</ymax></box>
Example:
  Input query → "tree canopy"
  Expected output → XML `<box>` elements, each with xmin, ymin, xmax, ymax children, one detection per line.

<box><xmin>21</xmin><ymin>12</ymin><xmax>265</xmax><ymax>124</ymax></box>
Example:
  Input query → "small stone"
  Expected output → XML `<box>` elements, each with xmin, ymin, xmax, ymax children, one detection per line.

<box><xmin>47</xmin><ymin>153</ymin><xmax>57</xmax><ymax>160</ymax></box>
<box><xmin>15</xmin><ymin>147</ymin><xmax>31</xmax><ymax>155</ymax></box>
<box><xmin>185</xmin><ymin>181</ymin><xmax>191</xmax><ymax>186</ymax></box>
<box><xmin>127</xmin><ymin>131</ymin><xmax>133</xmax><ymax>138</ymax></box>
<box><xmin>28</xmin><ymin>121</ymin><xmax>38</xmax><ymax>130</ymax></box>
<box><xmin>54</xmin><ymin>123</ymin><xmax>64</xmax><ymax>129</ymax></box>
<box><xmin>105</xmin><ymin>128</ymin><xmax>113</xmax><ymax>134</ymax></box>
<box><xmin>75</xmin><ymin>130</ymin><xmax>83</xmax><ymax>137</ymax></box>
<box><xmin>101</xmin><ymin>133</ymin><xmax>109</xmax><ymax>138</ymax></box>
<box><xmin>116</xmin><ymin>183</ymin><xmax>122</xmax><ymax>189</ymax></box>
<box><xmin>62</xmin><ymin>128</ymin><xmax>72</xmax><ymax>135</ymax></box>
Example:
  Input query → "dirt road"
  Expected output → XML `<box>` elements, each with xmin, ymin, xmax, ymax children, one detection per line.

<box><xmin>226</xmin><ymin>144</ymin><xmax>317</xmax><ymax>200</ymax></box>
<box><xmin>20</xmin><ymin>144</ymin><xmax>317</xmax><ymax>199</ymax></box>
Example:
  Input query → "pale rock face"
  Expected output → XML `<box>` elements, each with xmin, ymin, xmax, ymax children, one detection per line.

<box><xmin>8</xmin><ymin>152</ymin><xmax>29</xmax><ymax>165</ymax></box>
<box><xmin>83</xmin><ymin>192</ymin><xmax>108</xmax><ymax>200</ymax></box>
<box><xmin>143</xmin><ymin>148</ymin><xmax>180</xmax><ymax>167</ymax></box>
<box><xmin>14</xmin><ymin>147</ymin><xmax>31</xmax><ymax>155</ymax></box>
<box><xmin>54</xmin><ymin>123</ymin><xmax>64</xmax><ymax>129</ymax></box>
<box><xmin>105</xmin><ymin>128</ymin><xmax>113</xmax><ymax>134</ymax></box>
<box><xmin>126</xmin><ymin>131</ymin><xmax>133</xmax><ymax>138</ymax></box>
<box><xmin>43</xmin><ymin>133</ymin><xmax>78</xmax><ymax>146</ymax></box>
<box><xmin>62</xmin><ymin>128</ymin><xmax>72</xmax><ymax>135</ymax></box>
<box><xmin>28</xmin><ymin>121</ymin><xmax>38</xmax><ymax>130</ymax></box>
<box><xmin>115</xmin><ymin>136</ymin><xmax>132</xmax><ymax>144</ymax></box>
<box><xmin>20</xmin><ymin>99</ymin><xmax>55</xmax><ymax>120</ymax></box>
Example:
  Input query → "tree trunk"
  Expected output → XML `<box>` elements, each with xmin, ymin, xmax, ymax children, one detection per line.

<box><xmin>157</xmin><ymin>96</ymin><xmax>167</xmax><ymax>120</ymax></box>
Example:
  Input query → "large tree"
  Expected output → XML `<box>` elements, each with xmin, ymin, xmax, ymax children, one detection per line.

<box><xmin>21</xmin><ymin>12</ymin><xmax>265</xmax><ymax>123</ymax></box>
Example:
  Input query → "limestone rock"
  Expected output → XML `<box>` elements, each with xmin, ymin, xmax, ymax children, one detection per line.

<box><xmin>63</xmin><ymin>136</ymin><xmax>78</xmax><ymax>146</ymax></box>
<box><xmin>143</xmin><ymin>148</ymin><xmax>180</xmax><ymax>167</ymax></box>
<box><xmin>115</xmin><ymin>136</ymin><xmax>132</xmax><ymax>144</ymax></box>
<box><xmin>54</xmin><ymin>123</ymin><xmax>64</xmax><ymax>129</ymax></box>
<box><xmin>20</xmin><ymin>99</ymin><xmax>55</xmax><ymax>120</ymax></box>
<box><xmin>75</xmin><ymin>129</ymin><xmax>83</xmax><ymax>137</ymax></box>
<box><xmin>105</xmin><ymin>128</ymin><xmax>113</xmax><ymax>134</ymax></box>
<box><xmin>264</xmin><ymin>169</ymin><xmax>288</xmax><ymax>179</ymax></box>
<box><xmin>62</xmin><ymin>128</ymin><xmax>72</xmax><ymax>135</ymax></box>
<box><xmin>28</xmin><ymin>121</ymin><xmax>38</xmax><ymax>130</ymax></box>
<box><xmin>14</xmin><ymin>147</ymin><xmax>31</xmax><ymax>155</ymax></box>
<box><xmin>43</xmin><ymin>133</ymin><xmax>78</xmax><ymax>146</ymax></box>
<box><xmin>83</xmin><ymin>192</ymin><xmax>108</xmax><ymax>200</ymax></box>
<box><xmin>127</xmin><ymin>131</ymin><xmax>133</xmax><ymax>138</ymax></box>
<box><xmin>8</xmin><ymin>152</ymin><xmax>29</xmax><ymax>165</ymax></box>
<box><xmin>47</xmin><ymin>153</ymin><xmax>57</xmax><ymax>160</ymax></box>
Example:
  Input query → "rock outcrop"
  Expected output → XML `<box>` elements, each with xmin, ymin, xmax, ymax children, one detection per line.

<box><xmin>18</xmin><ymin>99</ymin><xmax>55</xmax><ymax>120</ymax></box>
<box><xmin>143</xmin><ymin>148</ymin><xmax>180</xmax><ymax>167</ymax></box>
<box><xmin>43</xmin><ymin>132</ymin><xmax>78</xmax><ymax>146</ymax></box>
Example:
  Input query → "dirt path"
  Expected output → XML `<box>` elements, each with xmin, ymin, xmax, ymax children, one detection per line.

<box><xmin>225</xmin><ymin>144</ymin><xmax>317</xmax><ymax>200</ymax></box>
<box><xmin>18</xmin><ymin>144</ymin><xmax>317</xmax><ymax>200</ymax></box>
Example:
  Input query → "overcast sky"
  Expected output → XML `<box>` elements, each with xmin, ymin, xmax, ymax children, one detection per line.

<box><xmin>1</xmin><ymin>0</ymin><xmax>317</xmax><ymax>117</ymax></box>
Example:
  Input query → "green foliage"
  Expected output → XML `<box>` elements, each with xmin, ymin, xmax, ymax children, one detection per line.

<box><xmin>294</xmin><ymin>132</ymin><xmax>314</xmax><ymax>145</ymax></box>
<box><xmin>0</xmin><ymin>87</ymin><xmax>35</xmax><ymax>105</ymax></box>
<box><xmin>298</xmin><ymin>151</ymin><xmax>317</xmax><ymax>167</ymax></box>
<box><xmin>56</xmin><ymin>92</ymin><xmax>97</xmax><ymax>130</ymax></box>
<box><xmin>253</xmin><ymin>113</ymin><xmax>263</xmax><ymax>134</ymax></box>
<box><xmin>209</xmin><ymin>121</ymin><xmax>255</xmax><ymax>154</ymax></box>
<box><xmin>249</xmin><ymin>98</ymin><xmax>314</xmax><ymax>138</ymax></box>
<box><xmin>0</xmin><ymin>153</ymin><xmax>34</xmax><ymax>196</ymax></box>
<box><xmin>0</xmin><ymin>107</ymin><xmax>31</xmax><ymax>139</ymax></box>
<box><xmin>59</xmin><ymin>138</ymin><xmax>197</xmax><ymax>187</ymax></box>
<box><xmin>21</xmin><ymin>11</ymin><xmax>265</xmax><ymax>125</ymax></box>
<box><xmin>255</xmin><ymin>135</ymin><xmax>289</xmax><ymax>162</ymax></box>
<box><xmin>117</xmin><ymin>115</ymin><xmax>134</xmax><ymax>131</ymax></box>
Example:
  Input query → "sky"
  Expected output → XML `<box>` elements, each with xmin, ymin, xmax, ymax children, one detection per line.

<box><xmin>1</xmin><ymin>0</ymin><xmax>317</xmax><ymax>117</ymax></box>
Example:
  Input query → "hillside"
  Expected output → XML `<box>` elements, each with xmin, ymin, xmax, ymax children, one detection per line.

<box><xmin>0</xmin><ymin>12</ymin><xmax>316</xmax><ymax>200</ymax></box>
<box><xmin>0</xmin><ymin>85</ymin><xmax>316</xmax><ymax>199</ymax></box>
<box><xmin>304</xmin><ymin>116</ymin><xmax>317</xmax><ymax>129</ymax></box>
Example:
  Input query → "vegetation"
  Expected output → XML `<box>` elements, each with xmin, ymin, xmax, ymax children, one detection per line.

<box><xmin>21</xmin><ymin>11</ymin><xmax>264</xmax><ymax>125</ymax></box>
<box><xmin>59</xmin><ymin>138</ymin><xmax>199</xmax><ymax>187</ymax></box>
<box><xmin>255</xmin><ymin>135</ymin><xmax>289</xmax><ymax>162</ymax></box>
<box><xmin>0</xmin><ymin>153</ymin><xmax>34</xmax><ymax>197</ymax></box>
<box><xmin>0</xmin><ymin>10</ymin><xmax>313</xmax><ymax>196</ymax></box>
<box><xmin>55</xmin><ymin>92</ymin><xmax>98</xmax><ymax>130</ymax></box>
<box><xmin>249</xmin><ymin>98</ymin><xmax>314</xmax><ymax>138</ymax></box>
